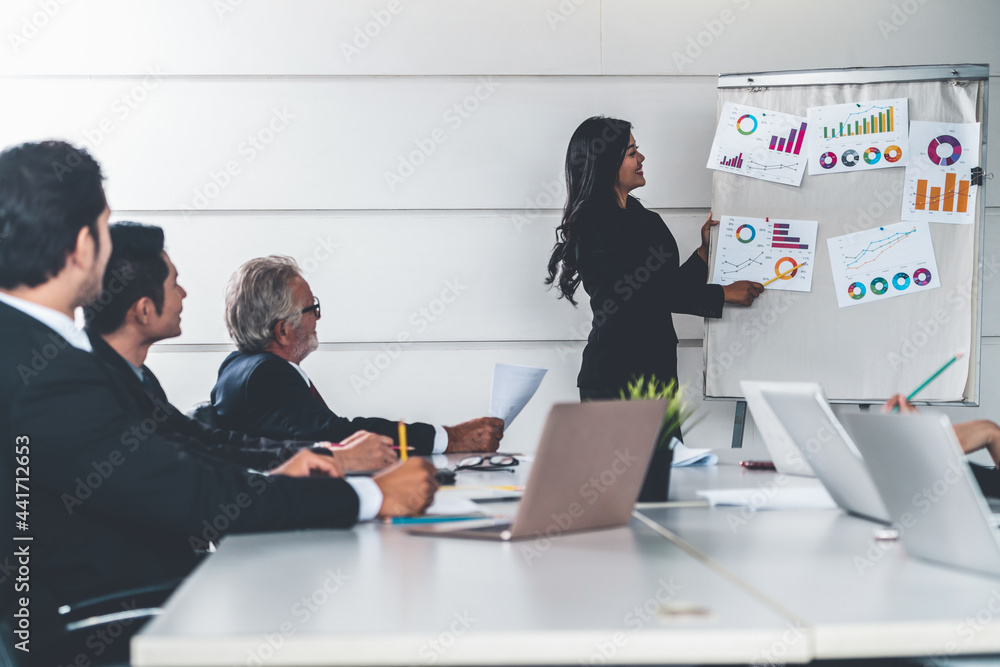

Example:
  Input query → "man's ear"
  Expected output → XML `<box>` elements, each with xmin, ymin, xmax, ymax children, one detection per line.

<box><xmin>66</xmin><ymin>225</ymin><xmax>95</xmax><ymax>273</ymax></box>
<box><xmin>272</xmin><ymin>320</ymin><xmax>289</xmax><ymax>346</ymax></box>
<box><xmin>133</xmin><ymin>296</ymin><xmax>153</xmax><ymax>325</ymax></box>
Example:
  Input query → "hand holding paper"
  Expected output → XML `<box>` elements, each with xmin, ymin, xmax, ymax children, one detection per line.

<box><xmin>490</xmin><ymin>363</ymin><xmax>547</xmax><ymax>429</ymax></box>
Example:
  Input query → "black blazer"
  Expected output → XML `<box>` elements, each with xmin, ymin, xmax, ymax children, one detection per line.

<box><xmin>0</xmin><ymin>301</ymin><xmax>361</xmax><ymax>617</ymax></box>
<box><xmin>211</xmin><ymin>351</ymin><xmax>437</xmax><ymax>455</ymax></box>
<box><xmin>575</xmin><ymin>197</ymin><xmax>725</xmax><ymax>392</ymax></box>
<box><xmin>87</xmin><ymin>332</ymin><xmax>314</xmax><ymax>471</ymax></box>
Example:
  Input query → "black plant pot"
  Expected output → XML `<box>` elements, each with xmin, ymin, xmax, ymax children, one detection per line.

<box><xmin>638</xmin><ymin>444</ymin><xmax>674</xmax><ymax>503</ymax></box>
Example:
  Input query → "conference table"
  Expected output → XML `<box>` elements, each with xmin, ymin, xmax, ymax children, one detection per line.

<box><xmin>131</xmin><ymin>445</ymin><xmax>1000</xmax><ymax>665</ymax></box>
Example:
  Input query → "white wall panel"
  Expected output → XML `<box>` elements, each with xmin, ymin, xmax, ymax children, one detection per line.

<box><xmin>0</xmin><ymin>0</ymin><xmax>601</xmax><ymax>75</ymax></box>
<box><xmin>602</xmin><ymin>0</ymin><xmax>1000</xmax><ymax>76</ymax></box>
<box><xmin>122</xmin><ymin>209</ymin><xmax>711</xmax><ymax>345</ymax></box>
<box><xmin>145</xmin><ymin>345</ymin><xmax>734</xmax><ymax>452</ymax></box>
<box><xmin>0</xmin><ymin>77</ymin><xmax>719</xmax><ymax>210</ymax></box>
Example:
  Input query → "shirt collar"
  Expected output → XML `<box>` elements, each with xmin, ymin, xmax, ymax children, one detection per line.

<box><xmin>0</xmin><ymin>291</ymin><xmax>92</xmax><ymax>352</ymax></box>
<box><xmin>285</xmin><ymin>359</ymin><xmax>311</xmax><ymax>387</ymax></box>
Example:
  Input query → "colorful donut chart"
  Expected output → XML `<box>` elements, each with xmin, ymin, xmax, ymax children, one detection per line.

<box><xmin>928</xmin><ymin>135</ymin><xmax>961</xmax><ymax>166</ymax></box>
<box><xmin>735</xmin><ymin>224</ymin><xmax>756</xmax><ymax>243</ymax></box>
<box><xmin>892</xmin><ymin>272</ymin><xmax>911</xmax><ymax>290</ymax></box>
<box><xmin>736</xmin><ymin>114</ymin><xmax>758</xmax><ymax>135</ymax></box>
<box><xmin>820</xmin><ymin>152</ymin><xmax>838</xmax><ymax>169</ymax></box>
<box><xmin>773</xmin><ymin>257</ymin><xmax>800</xmax><ymax>280</ymax></box>
<box><xmin>842</xmin><ymin>149</ymin><xmax>860</xmax><ymax>167</ymax></box>
<box><xmin>884</xmin><ymin>145</ymin><xmax>903</xmax><ymax>162</ymax></box>
<box><xmin>863</xmin><ymin>147</ymin><xmax>881</xmax><ymax>165</ymax></box>
<box><xmin>870</xmin><ymin>277</ymin><xmax>889</xmax><ymax>295</ymax></box>
<box><xmin>848</xmin><ymin>282</ymin><xmax>866</xmax><ymax>300</ymax></box>
<box><xmin>913</xmin><ymin>268</ymin><xmax>932</xmax><ymax>286</ymax></box>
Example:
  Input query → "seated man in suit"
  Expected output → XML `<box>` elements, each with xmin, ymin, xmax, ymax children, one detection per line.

<box><xmin>0</xmin><ymin>141</ymin><xmax>436</xmax><ymax>663</ymax></box>
<box><xmin>86</xmin><ymin>221</ymin><xmax>396</xmax><ymax>473</ymax></box>
<box><xmin>212</xmin><ymin>255</ymin><xmax>505</xmax><ymax>455</ymax></box>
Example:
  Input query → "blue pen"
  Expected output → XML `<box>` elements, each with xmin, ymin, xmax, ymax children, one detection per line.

<box><xmin>386</xmin><ymin>515</ymin><xmax>484</xmax><ymax>525</ymax></box>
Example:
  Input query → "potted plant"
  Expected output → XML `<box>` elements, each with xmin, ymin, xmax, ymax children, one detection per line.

<box><xmin>620</xmin><ymin>375</ymin><xmax>699</xmax><ymax>502</ymax></box>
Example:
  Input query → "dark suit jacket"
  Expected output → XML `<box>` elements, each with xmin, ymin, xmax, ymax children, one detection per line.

<box><xmin>211</xmin><ymin>351</ymin><xmax>437</xmax><ymax>455</ymax></box>
<box><xmin>87</xmin><ymin>332</ymin><xmax>313</xmax><ymax>471</ymax></box>
<box><xmin>575</xmin><ymin>197</ymin><xmax>725</xmax><ymax>392</ymax></box>
<box><xmin>0</xmin><ymin>301</ymin><xmax>361</xmax><ymax>619</ymax></box>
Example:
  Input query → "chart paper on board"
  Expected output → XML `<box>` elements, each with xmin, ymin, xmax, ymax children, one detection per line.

<box><xmin>827</xmin><ymin>220</ymin><xmax>940</xmax><ymax>309</ymax></box>
<box><xmin>712</xmin><ymin>216</ymin><xmax>817</xmax><ymax>292</ymax></box>
<box><xmin>901</xmin><ymin>121</ymin><xmax>980</xmax><ymax>225</ymax></box>
<box><xmin>707</xmin><ymin>102</ymin><xmax>809</xmax><ymax>187</ymax></box>
<box><xmin>807</xmin><ymin>98</ymin><xmax>909</xmax><ymax>175</ymax></box>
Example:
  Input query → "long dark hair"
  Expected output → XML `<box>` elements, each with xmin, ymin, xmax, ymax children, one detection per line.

<box><xmin>545</xmin><ymin>116</ymin><xmax>632</xmax><ymax>305</ymax></box>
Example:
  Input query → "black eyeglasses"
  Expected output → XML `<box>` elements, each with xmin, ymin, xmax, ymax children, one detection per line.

<box><xmin>301</xmin><ymin>296</ymin><xmax>321</xmax><ymax>319</ymax></box>
<box><xmin>455</xmin><ymin>455</ymin><xmax>519</xmax><ymax>472</ymax></box>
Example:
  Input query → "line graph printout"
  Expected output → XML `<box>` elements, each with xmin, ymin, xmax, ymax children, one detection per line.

<box><xmin>827</xmin><ymin>220</ymin><xmax>940</xmax><ymax>309</ymax></box>
<box><xmin>901</xmin><ymin>121</ymin><xmax>980</xmax><ymax>225</ymax></box>
<box><xmin>712</xmin><ymin>216</ymin><xmax>817</xmax><ymax>292</ymax></box>
<box><xmin>807</xmin><ymin>98</ymin><xmax>909</xmax><ymax>175</ymax></box>
<box><xmin>707</xmin><ymin>102</ymin><xmax>809</xmax><ymax>186</ymax></box>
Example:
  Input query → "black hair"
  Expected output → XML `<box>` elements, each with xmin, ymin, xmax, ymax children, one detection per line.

<box><xmin>85</xmin><ymin>222</ymin><xmax>168</xmax><ymax>335</ymax></box>
<box><xmin>545</xmin><ymin>117</ymin><xmax>633</xmax><ymax>305</ymax></box>
<box><xmin>0</xmin><ymin>140</ymin><xmax>107</xmax><ymax>289</ymax></box>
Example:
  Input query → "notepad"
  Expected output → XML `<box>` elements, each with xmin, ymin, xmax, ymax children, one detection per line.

<box><xmin>696</xmin><ymin>485</ymin><xmax>836</xmax><ymax>510</ymax></box>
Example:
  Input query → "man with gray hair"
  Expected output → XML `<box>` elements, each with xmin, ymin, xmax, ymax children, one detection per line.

<box><xmin>212</xmin><ymin>256</ymin><xmax>504</xmax><ymax>455</ymax></box>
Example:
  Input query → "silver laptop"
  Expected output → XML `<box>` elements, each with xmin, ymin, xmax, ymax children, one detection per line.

<box><xmin>843</xmin><ymin>412</ymin><xmax>1000</xmax><ymax>578</ymax></box>
<box><xmin>741</xmin><ymin>381</ymin><xmax>815</xmax><ymax>477</ymax></box>
<box><xmin>754</xmin><ymin>382</ymin><xmax>891</xmax><ymax>524</ymax></box>
<box><xmin>408</xmin><ymin>399</ymin><xmax>665</xmax><ymax>541</ymax></box>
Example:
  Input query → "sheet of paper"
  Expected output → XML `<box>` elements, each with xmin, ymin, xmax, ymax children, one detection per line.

<box><xmin>490</xmin><ymin>363</ymin><xmax>547</xmax><ymax>429</ymax></box>
<box><xmin>901</xmin><ymin>121</ymin><xmax>980</xmax><ymax>225</ymax></box>
<box><xmin>671</xmin><ymin>441</ymin><xmax>718</xmax><ymax>467</ymax></box>
<box><xmin>827</xmin><ymin>220</ymin><xmax>940</xmax><ymax>309</ymax></box>
<box><xmin>712</xmin><ymin>216</ymin><xmax>817</xmax><ymax>292</ymax></box>
<box><xmin>425</xmin><ymin>495</ymin><xmax>485</xmax><ymax>516</ymax></box>
<box><xmin>807</xmin><ymin>98</ymin><xmax>909</xmax><ymax>175</ymax></box>
<box><xmin>706</xmin><ymin>102</ymin><xmax>809</xmax><ymax>186</ymax></box>
<box><xmin>696</xmin><ymin>485</ymin><xmax>836</xmax><ymax>510</ymax></box>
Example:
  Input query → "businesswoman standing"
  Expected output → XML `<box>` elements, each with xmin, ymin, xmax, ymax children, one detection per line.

<box><xmin>546</xmin><ymin>116</ymin><xmax>763</xmax><ymax>400</ymax></box>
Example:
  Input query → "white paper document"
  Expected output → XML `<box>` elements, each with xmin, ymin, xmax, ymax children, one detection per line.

<box><xmin>807</xmin><ymin>97</ymin><xmax>909</xmax><ymax>175</ymax></box>
<box><xmin>696</xmin><ymin>485</ymin><xmax>836</xmax><ymax>510</ymax></box>
<box><xmin>826</xmin><ymin>220</ymin><xmax>940</xmax><ymax>309</ymax></box>
<box><xmin>671</xmin><ymin>441</ymin><xmax>718</xmax><ymax>467</ymax></box>
<box><xmin>901</xmin><ymin>121</ymin><xmax>980</xmax><ymax>225</ymax></box>
<box><xmin>425</xmin><ymin>495</ymin><xmax>485</xmax><ymax>516</ymax></box>
<box><xmin>712</xmin><ymin>216</ymin><xmax>817</xmax><ymax>292</ymax></box>
<box><xmin>706</xmin><ymin>102</ymin><xmax>810</xmax><ymax>186</ymax></box>
<box><xmin>490</xmin><ymin>363</ymin><xmax>547</xmax><ymax>429</ymax></box>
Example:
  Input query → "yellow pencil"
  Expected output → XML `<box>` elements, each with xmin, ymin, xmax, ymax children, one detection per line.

<box><xmin>762</xmin><ymin>261</ymin><xmax>807</xmax><ymax>287</ymax></box>
<box><xmin>398</xmin><ymin>421</ymin><xmax>408</xmax><ymax>461</ymax></box>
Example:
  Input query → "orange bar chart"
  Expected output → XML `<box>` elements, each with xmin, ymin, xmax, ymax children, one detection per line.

<box><xmin>915</xmin><ymin>174</ymin><xmax>970</xmax><ymax>212</ymax></box>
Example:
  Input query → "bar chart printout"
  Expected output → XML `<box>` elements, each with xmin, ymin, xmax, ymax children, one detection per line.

<box><xmin>707</xmin><ymin>102</ymin><xmax>809</xmax><ymax>186</ymax></box>
<box><xmin>712</xmin><ymin>216</ymin><xmax>817</xmax><ymax>292</ymax></box>
<box><xmin>827</xmin><ymin>220</ymin><xmax>940</xmax><ymax>309</ymax></box>
<box><xmin>902</xmin><ymin>121</ymin><xmax>980</xmax><ymax>225</ymax></box>
<box><xmin>807</xmin><ymin>98</ymin><xmax>909</xmax><ymax>175</ymax></box>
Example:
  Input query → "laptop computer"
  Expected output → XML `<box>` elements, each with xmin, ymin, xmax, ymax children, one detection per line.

<box><xmin>842</xmin><ymin>412</ymin><xmax>1000</xmax><ymax>578</ymax></box>
<box><xmin>751</xmin><ymin>382</ymin><xmax>891</xmax><ymax>524</ymax></box>
<box><xmin>407</xmin><ymin>399</ymin><xmax>666</xmax><ymax>541</ymax></box>
<box><xmin>741</xmin><ymin>381</ymin><xmax>815</xmax><ymax>477</ymax></box>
